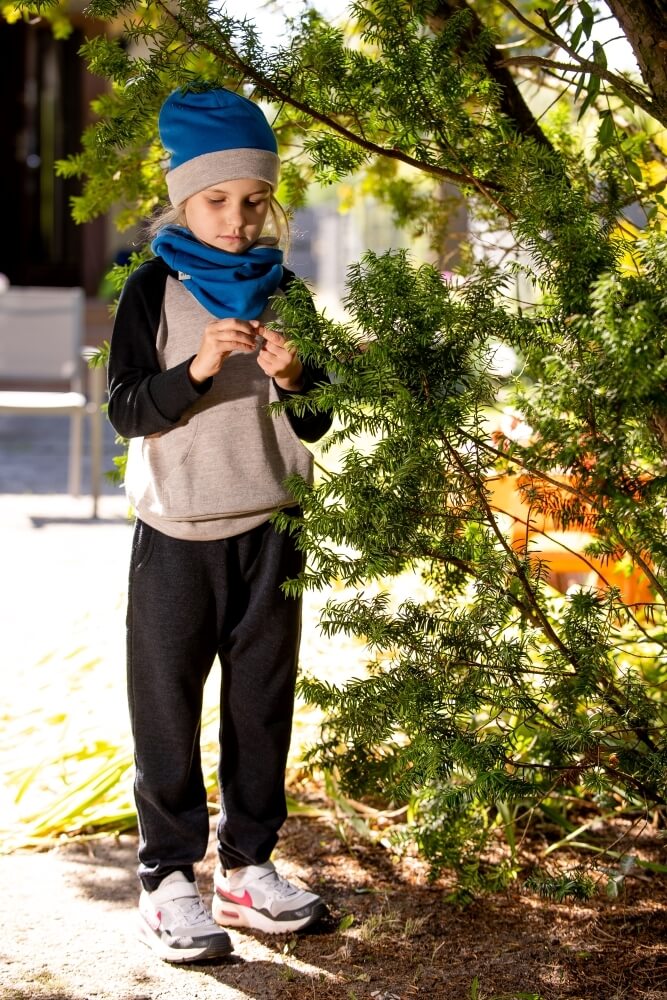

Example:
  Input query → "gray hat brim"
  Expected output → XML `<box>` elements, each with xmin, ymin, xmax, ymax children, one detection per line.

<box><xmin>166</xmin><ymin>148</ymin><xmax>280</xmax><ymax>206</ymax></box>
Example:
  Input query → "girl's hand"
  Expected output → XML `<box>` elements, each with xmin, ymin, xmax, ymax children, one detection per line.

<box><xmin>256</xmin><ymin>325</ymin><xmax>304</xmax><ymax>391</ymax></box>
<box><xmin>188</xmin><ymin>318</ymin><xmax>259</xmax><ymax>384</ymax></box>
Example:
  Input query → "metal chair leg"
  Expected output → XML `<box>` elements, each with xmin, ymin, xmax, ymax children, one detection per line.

<box><xmin>68</xmin><ymin>410</ymin><xmax>83</xmax><ymax>497</ymax></box>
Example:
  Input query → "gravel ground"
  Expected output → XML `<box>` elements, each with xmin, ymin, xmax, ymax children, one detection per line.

<box><xmin>0</xmin><ymin>829</ymin><xmax>338</xmax><ymax>1000</ymax></box>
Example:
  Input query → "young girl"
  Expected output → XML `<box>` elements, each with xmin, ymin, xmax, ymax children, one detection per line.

<box><xmin>107</xmin><ymin>85</ymin><xmax>331</xmax><ymax>963</ymax></box>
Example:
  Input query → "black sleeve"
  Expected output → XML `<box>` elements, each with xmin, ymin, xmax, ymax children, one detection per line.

<box><xmin>274</xmin><ymin>364</ymin><xmax>333</xmax><ymax>443</ymax></box>
<box><xmin>107</xmin><ymin>258</ymin><xmax>211</xmax><ymax>439</ymax></box>
<box><xmin>274</xmin><ymin>268</ymin><xmax>333</xmax><ymax>444</ymax></box>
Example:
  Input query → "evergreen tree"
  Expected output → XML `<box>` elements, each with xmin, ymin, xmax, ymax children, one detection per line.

<box><xmin>8</xmin><ymin>0</ymin><xmax>667</xmax><ymax>897</ymax></box>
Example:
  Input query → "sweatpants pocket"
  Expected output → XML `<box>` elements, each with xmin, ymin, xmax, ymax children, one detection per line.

<box><xmin>130</xmin><ymin>519</ymin><xmax>156</xmax><ymax>574</ymax></box>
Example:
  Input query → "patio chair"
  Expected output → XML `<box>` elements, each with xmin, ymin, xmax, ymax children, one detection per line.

<box><xmin>487</xmin><ymin>472</ymin><xmax>653</xmax><ymax>607</ymax></box>
<box><xmin>0</xmin><ymin>285</ymin><xmax>104</xmax><ymax>516</ymax></box>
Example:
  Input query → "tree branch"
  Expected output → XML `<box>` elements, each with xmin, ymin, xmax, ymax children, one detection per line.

<box><xmin>496</xmin><ymin>0</ymin><xmax>661</xmax><ymax>122</ymax></box>
<box><xmin>444</xmin><ymin>439</ymin><xmax>582</xmax><ymax>670</ymax></box>
<box><xmin>496</xmin><ymin>54</ymin><xmax>656</xmax><ymax>118</ymax></box>
<box><xmin>486</xmin><ymin>501</ymin><xmax>656</xmax><ymax>641</ymax></box>
<box><xmin>152</xmin><ymin>0</ymin><xmax>513</xmax><ymax>216</ymax></box>
<box><xmin>428</xmin><ymin>0</ymin><xmax>554</xmax><ymax>150</ymax></box>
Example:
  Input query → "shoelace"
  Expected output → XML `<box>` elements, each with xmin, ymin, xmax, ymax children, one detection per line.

<box><xmin>170</xmin><ymin>894</ymin><xmax>211</xmax><ymax>927</ymax></box>
<box><xmin>258</xmin><ymin>870</ymin><xmax>300</xmax><ymax>899</ymax></box>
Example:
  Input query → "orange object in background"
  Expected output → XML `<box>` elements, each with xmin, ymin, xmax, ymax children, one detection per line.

<box><xmin>485</xmin><ymin>473</ymin><xmax>653</xmax><ymax>607</ymax></box>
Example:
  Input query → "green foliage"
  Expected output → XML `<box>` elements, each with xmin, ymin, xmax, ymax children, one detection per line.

<box><xmin>275</xmin><ymin>237</ymin><xmax>667</xmax><ymax>895</ymax></box>
<box><xmin>524</xmin><ymin>868</ymin><xmax>598</xmax><ymax>902</ymax></box>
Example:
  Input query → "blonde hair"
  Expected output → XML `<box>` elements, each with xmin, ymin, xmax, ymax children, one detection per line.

<box><xmin>146</xmin><ymin>193</ymin><xmax>290</xmax><ymax>255</ymax></box>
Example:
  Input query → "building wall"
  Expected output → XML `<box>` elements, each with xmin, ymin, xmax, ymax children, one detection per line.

<box><xmin>0</xmin><ymin>19</ymin><xmax>107</xmax><ymax>293</ymax></box>
<box><xmin>290</xmin><ymin>190</ymin><xmax>464</xmax><ymax>317</ymax></box>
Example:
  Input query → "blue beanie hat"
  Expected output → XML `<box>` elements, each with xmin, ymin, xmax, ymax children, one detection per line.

<box><xmin>159</xmin><ymin>87</ymin><xmax>280</xmax><ymax>206</ymax></box>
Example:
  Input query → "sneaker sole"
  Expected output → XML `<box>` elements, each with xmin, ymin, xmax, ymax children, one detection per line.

<box><xmin>138</xmin><ymin>916</ymin><xmax>234</xmax><ymax>963</ymax></box>
<box><xmin>212</xmin><ymin>892</ymin><xmax>327</xmax><ymax>935</ymax></box>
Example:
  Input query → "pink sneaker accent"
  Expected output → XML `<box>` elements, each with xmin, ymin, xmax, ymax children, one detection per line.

<box><xmin>212</xmin><ymin>862</ymin><xmax>327</xmax><ymax>934</ymax></box>
<box><xmin>217</xmin><ymin>889</ymin><xmax>253</xmax><ymax>907</ymax></box>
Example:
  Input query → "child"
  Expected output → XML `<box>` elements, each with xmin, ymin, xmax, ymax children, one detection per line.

<box><xmin>107</xmin><ymin>85</ymin><xmax>331</xmax><ymax>963</ymax></box>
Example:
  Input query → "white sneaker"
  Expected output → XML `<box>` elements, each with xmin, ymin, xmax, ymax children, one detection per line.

<box><xmin>138</xmin><ymin>871</ymin><xmax>234</xmax><ymax>962</ymax></box>
<box><xmin>212</xmin><ymin>861</ymin><xmax>326</xmax><ymax>934</ymax></box>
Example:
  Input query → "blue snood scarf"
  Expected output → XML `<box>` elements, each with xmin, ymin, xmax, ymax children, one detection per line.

<box><xmin>151</xmin><ymin>225</ymin><xmax>284</xmax><ymax>319</ymax></box>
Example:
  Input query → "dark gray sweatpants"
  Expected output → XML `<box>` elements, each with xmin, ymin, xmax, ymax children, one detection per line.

<box><xmin>126</xmin><ymin>515</ymin><xmax>305</xmax><ymax>889</ymax></box>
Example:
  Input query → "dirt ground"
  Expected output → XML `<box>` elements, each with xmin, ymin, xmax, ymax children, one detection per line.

<box><xmin>2</xmin><ymin>802</ymin><xmax>666</xmax><ymax>1000</ymax></box>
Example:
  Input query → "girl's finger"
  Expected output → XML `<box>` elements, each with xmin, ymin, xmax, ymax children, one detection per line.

<box><xmin>259</xmin><ymin>340</ymin><xmax>280</xmax><ymax>358</ymax></box>
<box><xmin>261</xmin><ymin>338</ymin><xmax>296</xmax><ymax>359</ymax></box>
<box><xmin>206</xmin><ymin>318</ymin><xmax>257</xmax><ymax>337</ymax></box>
<box><xmin>260</xmin><ymin>327</ymin><xmax>289</xmax><ymax>348</ymax></box>
<box><xmin>218</xmin><ymin>333</ymin><xmax>257</xmax><ymax>347</ymax></box>
<box><xmin>211</xmin><ymin>329</ymin><xmax>257</xmax><ymax>348</ymax></box>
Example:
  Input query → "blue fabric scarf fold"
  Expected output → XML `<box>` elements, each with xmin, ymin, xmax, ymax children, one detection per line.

<box><xmin>151</xmin><ymin>225</ymin><xmax>284</xmax><ymax>319</ymax></box>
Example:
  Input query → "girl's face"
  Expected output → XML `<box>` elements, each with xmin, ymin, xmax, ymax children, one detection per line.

<box><xmin>184</xmin><ymin>178</ymin><xmax>272</xmax><ymax>254</ymax></box>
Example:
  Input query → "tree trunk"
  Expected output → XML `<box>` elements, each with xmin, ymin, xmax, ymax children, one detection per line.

<box><xmin>429</xmin><ymin>0</ymin><xmax>554</xmax><ymax>149</ymax></box>
<box><xmin>605</xmin><ymin>0</ymin><xmax>667</xmax><ymax>122</ymax></box>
